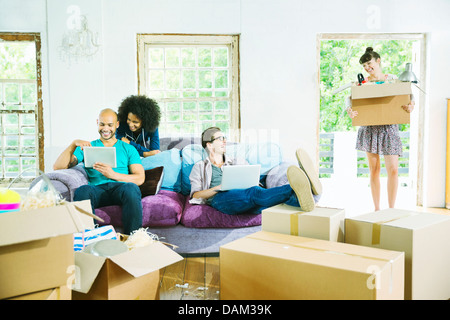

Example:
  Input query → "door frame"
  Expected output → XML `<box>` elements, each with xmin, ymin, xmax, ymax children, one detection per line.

<box><xmin>316</xmin><ymin>32</ymin><xmax>427</xmax><ymax>206</ymax></box>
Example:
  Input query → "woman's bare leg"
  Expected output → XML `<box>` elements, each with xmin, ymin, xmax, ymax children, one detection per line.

<box><xmin>366</xmin><ymin>152</ymin><xmax>381</xmax><ymax>211</ymax></box>
<box><xmin>384</xmin><ymin>155</ymin><xmax>399</xmax><ymax>208</ymax></box>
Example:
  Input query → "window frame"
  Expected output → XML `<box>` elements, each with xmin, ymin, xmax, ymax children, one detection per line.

<box><xmin>137</xmin><ymin>34</ymin><xmax>240</xmax><ymax>142</ymax></box>
<box><xmin>0</xmin><ymin>32</ymin><xmax>43</xmax><ymax>186</ymax></box>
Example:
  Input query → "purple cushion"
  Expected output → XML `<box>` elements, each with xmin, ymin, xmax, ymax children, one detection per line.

<box><xmin>95</xmin><ymin>190</ymin><xmax>185</xmax><ymax>228</ymax></box>
<box><xmin>181</xmin><ymin>197</ymin><xmax>262</xmax><ymax>228</ymax></box>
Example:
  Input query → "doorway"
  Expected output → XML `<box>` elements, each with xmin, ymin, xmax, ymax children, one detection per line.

<box><xmin>317</xmin><ymin>33</ymin><xmax>426</xmax><ymax>216</ymax></box>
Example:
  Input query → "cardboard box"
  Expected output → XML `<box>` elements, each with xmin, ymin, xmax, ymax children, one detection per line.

<box><xmin>0</xmin><ymin>200</ymin><xmax>94</xmax><ymax>300</ymax></box>
<box><xmin>7</xmin><ymin>285</ymin><xmax>71</xmax><ymax>300</ymax></box>
<box><xmin>220</xmin><ymin>231</ymin><xmax>404</xmax><ymax>300</ymax></box>
<box><xmin>351</xmin><ymin>81</ymin><xmax>412</xmax><ymax>126</ymax></box>
<box><xmin>71</xmin><ymin>241</ymin><xmax>183</xmax><ymax>300</ymax></box>
<box><xmin>345</xmin><ymin>209</ymin><xmax>450</xmax><ymax>300</ymax></box>
<box><xmin>262</xmin><ymin>205</ymin><xmax>345</xmax><ymax>242</ymax></box>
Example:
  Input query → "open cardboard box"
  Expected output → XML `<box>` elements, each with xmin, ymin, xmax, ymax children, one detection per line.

<box><xmin>71</xmin><ymin>222</ymin><xmax>183</xmax><ymax>300</ymax></box>
<box><xmin>262</xmin><ymin>204</ymin><xmax>345</xmax><ymax>242</ymax></box>
<box><xmin>0</xmin><ymin>200</ymin><xmax>93</xmax><ymax>300</ymax></box>
<box><xmin>220</xmin><ymin>231</ymin><xmax>404</xmax><ymax>300</ymax></box>
<box><xmin>350</xmin><ymin>80</ymin><xmax>412</xmax><ymax>126</ymax></box>
<box><xmin>345</xmin><ymin>209</ymin><xmax>450</xmax><ymax>300</ymax></box>
<box><xmin>72</xmin><ymin>240</ymin><xmax>183</xmax><ymax>300</ymax></box>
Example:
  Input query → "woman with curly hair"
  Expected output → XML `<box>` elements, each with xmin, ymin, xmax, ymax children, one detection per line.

<box><xmin>116</xmin><ymin>95</ymin><xmax>161</xmax><ymax>157</ymax></box>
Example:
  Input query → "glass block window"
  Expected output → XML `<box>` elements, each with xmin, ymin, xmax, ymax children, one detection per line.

<box><xmin>138</xmin><ymin>35</ymin><xmax>240</xmax><ymax>141</ymax></box>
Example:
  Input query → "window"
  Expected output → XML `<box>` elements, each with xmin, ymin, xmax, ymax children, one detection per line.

<box><xmin>0</xmin><ymin>33</ymin><xmax>43</xmax><ymax>186</ymax></box>
<box><xmin>137</xmin><ymin>34</ymin><xmax>240</xmax><ymax>141</ymax></box>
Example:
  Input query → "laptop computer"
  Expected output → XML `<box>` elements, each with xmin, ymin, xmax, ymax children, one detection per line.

<box><xmin>83</xmin><ymin>147</ymin><xmax>117</xmax><ymax>168</ymax></box>
<box><xmin>220</xmin><ymin>164</ymin><xmax>261</xmax><ymax>191</ymax></box>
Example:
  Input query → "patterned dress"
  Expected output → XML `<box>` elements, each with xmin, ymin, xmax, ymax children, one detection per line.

<box><xmin>356</xmin><ymin>124</ymin><xmax>403</xmax><ymax>156</ymax></box>
<box><xmin>352</xmin><ymin>74</ymin><xmax>404</xmax><ymax>156</ymax></box>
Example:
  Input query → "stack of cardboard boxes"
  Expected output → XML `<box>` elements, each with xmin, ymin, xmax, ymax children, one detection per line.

<box><xmin>220</xmin><ymin>80</ymin><xmax>450</xmax><ymax>300</ymax></box>
<box><xmin>0</xmin><ymin>200</ymin><xmax>183</xmax><ymax>300</ymax></box>
<box><xmin>0</xmin><ymin>201</ymin><xmax>93</xmax><ymax>300</ymax></box>
<box><xmin>345</xmin><ymin>209</ymin><xmax>450</xmax><ymax>300</ymax></box>
<box><xmin>220</xmin><ymin>204</ymin><xmax>450</xmax><ymax>300</ymax></box>
<box><xmin>2</xmin><ymin>197</ymin><xmax>449</xmax><ymax>300</ymax></box>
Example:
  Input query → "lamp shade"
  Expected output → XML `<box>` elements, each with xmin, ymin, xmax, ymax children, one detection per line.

<box><xmin>399</xmin><ymin>63</ymin><xmax>418</xmax><ymax>83</ymax></box>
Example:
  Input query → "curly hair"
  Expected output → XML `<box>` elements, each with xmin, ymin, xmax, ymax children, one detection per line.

<box><xmin>118</xmin><ymin>95</ymin><xmax>161</xmax><ymax>132</ymax></box>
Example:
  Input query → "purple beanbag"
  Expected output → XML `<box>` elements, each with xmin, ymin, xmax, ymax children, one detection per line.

<box><xmin>95</xmin><ymin>190</ymin><xmax>185</xmax><ymax>227</ymax></box>
<box><xmin>180</xmin><ymin>197</ymin><xmax>262</xmax><ymax>228</ymax></box>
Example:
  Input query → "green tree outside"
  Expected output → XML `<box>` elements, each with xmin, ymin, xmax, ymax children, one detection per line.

<box><xmin>320</xmin><ymin>39</ymin><xmax>414</xmax><ymax>133</ymax></box>
<box><xmin>0</xmin><ymin>41</ymin><xmax>36</xmax><ymax>80</ymax></box>
<box><xmin>319</xmin><ymin>40</ymin><xmax>415</xmax><ymax>178</ymax></box>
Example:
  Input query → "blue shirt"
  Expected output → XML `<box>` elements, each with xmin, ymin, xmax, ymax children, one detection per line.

<box><xmin>115</xmin><ymin>125</ymin><xmax>160</xmax><ymax>157</ymax></box>
<box><xmin>73</xmin><ymin>139</ymin><xmax>142</xmax><ymax>185</ymax></box>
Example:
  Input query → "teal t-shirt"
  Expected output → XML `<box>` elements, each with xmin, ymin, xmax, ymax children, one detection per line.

<box><xmin>210</xmin><ymin>165</ymin><xmax>223</xmax><ymax>188</ymax></box>
<box><xmin>73</xmin><ymin>139</ymin><xmax>142</xmax><ymax>185</ymax></box>
<box><xmin>206</xmin><ymin>164</ymin><xmax>223</xmax><ymax>205</ymax></box>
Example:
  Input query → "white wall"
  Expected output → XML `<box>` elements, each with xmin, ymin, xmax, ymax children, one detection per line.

<box><xmin>1</xmin><ymin>0</ymin><xmax>449</xmax><ymax>207</ymax></box>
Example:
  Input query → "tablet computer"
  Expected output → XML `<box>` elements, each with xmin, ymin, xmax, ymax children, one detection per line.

<box><xmin>83</xmin><ymin>147</ymin><xmax>117</xmax><ymax>168</ymax></box>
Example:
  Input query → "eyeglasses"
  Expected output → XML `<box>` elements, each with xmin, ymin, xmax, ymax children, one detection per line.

<box><xmin>211</xmin><ymin>135</ymin><xmax>227</xmax><ymax>142</ymax></box>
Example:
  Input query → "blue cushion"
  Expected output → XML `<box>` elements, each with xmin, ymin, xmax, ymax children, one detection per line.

<box><xmin>141</xmin><ymin>149</ymin><xmax>182</xmax><ymax>192</ymax></box>
<box><xmin>180</xmin><ymin>144</ymin><xmax>207</xmax><ymax>195</ymax></box>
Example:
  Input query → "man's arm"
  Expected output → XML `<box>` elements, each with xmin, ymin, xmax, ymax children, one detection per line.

<box><xmin>93</xmin><ymin>162</ymin><xmax>145</xmax><ymax>186</ymax></box>
<box><xmin>192</xmin><ymin>186</ymin><xmax>221</xmax><ymax>200</ymax></box>
<box><xmin>189</xmin><ymin>161</ymin><xmax>221</xmax><ymax>200</ymax></box>
<box><xmin>53</xmin><ymin>140</ymin><xmax>91</xmax><ymax>170</ymax></box>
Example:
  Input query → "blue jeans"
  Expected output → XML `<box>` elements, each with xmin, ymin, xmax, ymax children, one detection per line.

<box><xmin>210</xmin><ymin>184</ymin><xmax>300</xmax><ymax>215</ymax></box>
<box><xmin>74</xmin><ymin>182</ymin><xmax>143</xmax><ymax>234</ymax></box>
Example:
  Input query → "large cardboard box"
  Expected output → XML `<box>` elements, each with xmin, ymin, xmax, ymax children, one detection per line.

<box><xmin>7</xmin><ymin>285</ymin><xmax>71</xmax><ymax>300</ymax></box>
<box><xmin>0</xmin><ymin>200</ymin><xmax>93</xmax><ymax>300</ymax></box>
<box><xmin>71</xmin><ymin>241</ymin><xmax>183</xmax><ymax>300</ymax></box>
<box><xmin>262</xmin><ymin>205</ymin><xmax>345</xmax><ymax>242</ymax></box>
<box><xmin>345</xmin><ymin>209</ymin><xmax>450</xmax><ymax>300</ymax></box>
<box><xmin>220</xmin><ymin>231</ymin><xmax>404</xmax><ymax>300</ymax></box>
<box><xmin>351</xmin><ymin>81</ymin><xmax>412</xmax><ymax>126</ymax></box>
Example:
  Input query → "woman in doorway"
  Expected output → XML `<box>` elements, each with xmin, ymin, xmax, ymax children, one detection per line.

<box><xmin>347</xmin><ymin>47</ymin><xmax>415</xmax><ymax>211</ymax></box>
<box><xmin>116</xmin><ymin>95</ymin><xmax>161</xmax><ymax>157</ymax></box>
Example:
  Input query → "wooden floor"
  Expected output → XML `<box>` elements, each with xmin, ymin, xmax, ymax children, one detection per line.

<box><xmin>159</xmin><ymin>255</ymin><xmax>220</xmax><ymax>300</ymax></box>
<box><xmin>158</xmin><ymin>206</ymin><xmax>450</xmax><ymax>300</ymax></box>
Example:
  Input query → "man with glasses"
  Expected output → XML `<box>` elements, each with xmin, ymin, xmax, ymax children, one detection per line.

<box><xmin>189</xmin><ymin>127</ymin><xmax>322</xmax><ymax>215</ymax></box>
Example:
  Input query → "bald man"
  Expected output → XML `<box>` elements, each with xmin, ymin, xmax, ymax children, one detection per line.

<box><xmin>54</xmin><ymin>108</ymin><xmax>145</xmax><ymax>234</ymax></box>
